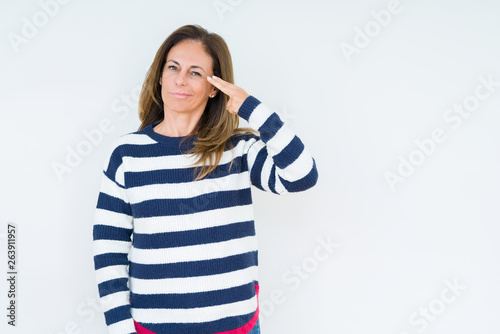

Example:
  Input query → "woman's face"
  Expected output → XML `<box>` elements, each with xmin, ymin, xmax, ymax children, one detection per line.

<box><xmin>160</xmin><ymin>39</ymin><xmax>218</xmax><ymax>115</ymax></box>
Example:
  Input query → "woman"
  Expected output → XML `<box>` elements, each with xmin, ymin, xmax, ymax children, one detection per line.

<box><xmin>93</xmin><ymin>24</ymin><xmax>318</xmax><ymax>334</ymax></box>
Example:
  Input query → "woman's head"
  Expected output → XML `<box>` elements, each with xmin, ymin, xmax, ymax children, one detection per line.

<box><xmin>138</xmin><ymin>24</ymin><xmax>256</xmax><ymax>180</ymax></box>
<box><xmin>139</xmin><ymin>24</ymin><xmax>234</xmax><ymax>131</ymax></box>
<box><xmin>159</xmin><ymin>39</ymin><xmax>218</xmax><ymax>117</ymax></box>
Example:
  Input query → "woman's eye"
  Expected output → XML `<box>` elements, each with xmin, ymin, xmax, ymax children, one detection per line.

<box><xmin>168</xmin><ymin>65</ymin><xmax>177</xmax><ymax>70</ymax></box>
<box><xmin>191</xmin><ymin>72</ymin><xmax>201</xmax><ymax>76</ymax></box>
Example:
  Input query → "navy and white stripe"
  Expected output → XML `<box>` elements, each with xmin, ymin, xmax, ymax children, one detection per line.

<box><xmin>93</xmin><ymin>95</ymin><xmax>318</xmax><ymax>334</ymax></box>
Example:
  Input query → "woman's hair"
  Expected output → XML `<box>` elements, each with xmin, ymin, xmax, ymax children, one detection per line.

<box><xmin>138</xmin><ymin>24</ymin><xmax>258</xmax><ymax>181</ymax></box>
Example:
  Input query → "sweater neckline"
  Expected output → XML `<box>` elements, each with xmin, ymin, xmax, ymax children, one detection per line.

<box><xmin>144</xmin><ymin>122</ymin><xmax>198</xmax><ymax>146</ymax></box>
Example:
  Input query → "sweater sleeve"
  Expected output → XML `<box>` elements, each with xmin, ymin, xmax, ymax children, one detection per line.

<box><xmin>238</xmin><ymin>95</ymin><xmax>319</xmax><ymax>194</ymax></box>
<box><xmin>92</xmin><ymin>141</ymin><xmax>137</xmax><ymax>334</ymax></box>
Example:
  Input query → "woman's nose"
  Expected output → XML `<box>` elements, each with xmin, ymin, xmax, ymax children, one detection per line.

<box><xmin>175</xmin><ymin>71</ymin><xmax>188</xmax><ymax>86</ymax></box>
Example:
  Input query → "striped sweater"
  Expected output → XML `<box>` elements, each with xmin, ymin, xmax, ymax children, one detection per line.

<box><xmin>92</xmin><ymin>95</ymin><xmax>319</xmax><ymax>334</ymax></box>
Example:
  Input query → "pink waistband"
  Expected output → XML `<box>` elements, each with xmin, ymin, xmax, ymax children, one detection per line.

<box><xmin>134</xmin><ymin>284</ymin><xmax>260</xmax><ymax>334</ymax></box>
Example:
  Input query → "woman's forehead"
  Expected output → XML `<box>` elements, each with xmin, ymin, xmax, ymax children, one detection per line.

<box><xmin>167</xmin><ymin>40</ymin><xmax>213</xmax><ymax>68</ymax></box>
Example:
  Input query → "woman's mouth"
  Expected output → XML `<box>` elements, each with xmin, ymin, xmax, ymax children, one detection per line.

<box><xmin>171</xmin><ymin>92</ymin><xmax>190</xmax><ymax>98</ymax></box>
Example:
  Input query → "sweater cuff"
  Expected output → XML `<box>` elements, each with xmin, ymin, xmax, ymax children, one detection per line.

<box><xmin>237</xmin><ymin>95</ymin><xmax>261</xmax><ymax>121</ymax></box>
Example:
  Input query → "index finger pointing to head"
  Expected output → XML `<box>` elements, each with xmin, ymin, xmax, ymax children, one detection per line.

<box><xmin>207</xmin><ymin>76</ymin><xmax>232</xmax><ymax>95</ymax></box>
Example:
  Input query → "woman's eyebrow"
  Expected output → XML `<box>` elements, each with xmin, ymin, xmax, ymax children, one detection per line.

<box><xmin>167</xmin><ymin>59</ymin><xmax>207</xmax><ymax>73</ymax></box>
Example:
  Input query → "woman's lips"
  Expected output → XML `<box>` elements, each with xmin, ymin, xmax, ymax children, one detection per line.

<box><xmin>171</xmin><ymin>93</ymin><xmax>190</xmax><ymax>98</ymax></box>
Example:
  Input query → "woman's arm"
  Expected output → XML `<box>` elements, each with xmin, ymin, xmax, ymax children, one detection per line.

<box><xmin>207</xmin><ymin>75</ymin><xmax>318</xmax><ymax>195</ymax></box>
<box><xmin>238</xmin><ymin>95</ymin><xmax>319</xmax><ymax>194</ymax></box>
<box><xmin>93</xmin><ymin>142</ymin><xmax>137</xmax><ymax>334</ymax></box>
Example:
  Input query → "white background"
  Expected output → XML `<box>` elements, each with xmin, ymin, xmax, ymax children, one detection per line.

<box><xmin>1</xmin><ymin>0</ymin><xmax>499</xmax><ymax>333</ymax></box>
